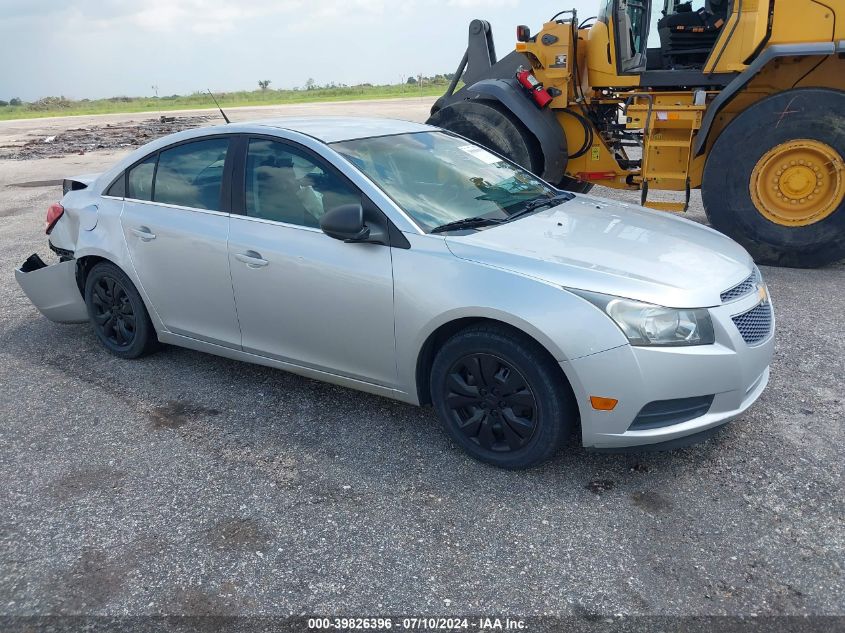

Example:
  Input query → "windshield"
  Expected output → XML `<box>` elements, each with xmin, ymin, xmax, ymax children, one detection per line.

<box><xmin>332</xmin><ymin>131</ymin><xmax>559</xmax><ymax>232</ymax></box>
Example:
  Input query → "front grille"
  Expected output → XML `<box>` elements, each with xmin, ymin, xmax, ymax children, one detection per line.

<box><xmin>732</xmin><ymin>302</ymin><xmax>773</xmax><ymax>345</ymax></box>
<box><xmin>629</xmin><ymin>395</ymin><xmax>715</xmax><ymax>431</ymax></box>
<box><xmin>721</xmin><ymin>268</ymin><xmax>759</xmax><ymax>303</ymax></box>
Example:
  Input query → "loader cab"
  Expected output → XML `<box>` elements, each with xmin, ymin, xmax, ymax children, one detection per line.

<box><xmin>653</xmin><ymin>0</ymin><xmax>730</xmax><ymax>69</ymax></box>
<box><xmin>597</xmin><ymin>0</ymin><xmax>732</xmax><ymax>80</ymax></box>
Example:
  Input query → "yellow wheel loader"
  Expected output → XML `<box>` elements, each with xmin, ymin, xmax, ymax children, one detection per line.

<box><xmin>429</xmin><ymin>0</ymin><xmax>845</xmax><ymax>267</ymax></box>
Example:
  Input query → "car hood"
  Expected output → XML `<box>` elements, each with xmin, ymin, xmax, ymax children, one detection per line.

<box><xmin>444</xmin><ymin>195</ymin><xmax>754</xmax><ymax>308</ymax></box>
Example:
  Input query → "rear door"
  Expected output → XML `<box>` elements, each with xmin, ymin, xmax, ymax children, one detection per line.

<box><xmin>120</xmin><ymin>136</ymin><xmax>241</xmax><ymax>348</ymax></box>
<box><xmin>227</xmin><ymin>136</ymin><xmax>397</xmax><ymax>386</ymax></box>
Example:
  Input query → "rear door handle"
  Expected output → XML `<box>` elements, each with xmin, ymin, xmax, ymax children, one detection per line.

<box><xmin>130</xmin><ymin>226</ymin><xmax>156</xmax><ymax>241</ymax></box>
<box><xmin>235</xmin><ymin>251</ymin><xmax>269</xmax><ymax>269</ymax></box>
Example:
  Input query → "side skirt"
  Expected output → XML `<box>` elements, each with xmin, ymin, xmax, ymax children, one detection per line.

<box><xmin>157</xmin><ymin>331</ymin><xmax>418</xmax><ymax>405</ymax></box>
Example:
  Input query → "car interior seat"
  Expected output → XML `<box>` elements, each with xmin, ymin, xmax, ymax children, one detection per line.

<box><xmin>247</xmin><ymin>153</ymin><xmax>319</xmax><ymax>227</ymax></box>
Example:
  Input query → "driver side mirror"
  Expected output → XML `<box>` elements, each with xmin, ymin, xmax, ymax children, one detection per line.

<box><xmin>320</xmin><ymin>204</ymin><xmax>371</xmax><ymax>242</ymax></box>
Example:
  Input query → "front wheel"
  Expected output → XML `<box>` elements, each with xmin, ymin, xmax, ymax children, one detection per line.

<box><xmin>702</xmin><ymin>88</ymin><xmax>845</xmax><ymax>268</ymax></box>
<box><xmin>430</xmin><ymin>324</ymin><xmax>576</xmax><ymax>470</ymax></box>
<box><xmin>84</xmin><ymin>261</ymin><xmax>158</xmax><ymax>359</ymax></box>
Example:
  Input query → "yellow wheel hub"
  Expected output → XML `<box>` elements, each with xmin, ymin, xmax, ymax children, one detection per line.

<box><xmin>750</xmin><ymin>140</ymin><xmax>845</xmax><ymax>227</ymax></box>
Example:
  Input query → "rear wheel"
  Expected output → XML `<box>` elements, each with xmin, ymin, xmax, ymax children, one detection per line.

<box><xmin>429</xmin><ymin>324</ymin><xmax>576</xmax><ymax>470</ymax></box>
<box><xmin>84</xmin><ymin>262</ymin><xmax>158</xmax><ymax>359</ymax></box>
<box><xmin>702</xmin><ymin>88</ymin><xmax>845</xmax><ymax>268</ymax></box>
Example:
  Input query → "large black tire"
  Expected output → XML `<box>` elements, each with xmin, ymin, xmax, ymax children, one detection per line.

<box><xmin>84</xmin><ymin>261</ymin><xmax>158</xmax><ymax>359</ymax></box>
<box><xmin>430</xmin><ymin>324</ymin><xmax>576</xmax><ymax>470</ymax></box>
<box><xmin>702</xmin><ymin>88</ymin><xmax>845</xmax><ymax>268</ymax></box>
<box><xmin>428</xmin><ymin>101</ymin><xmax>544</xmax><ymax>175</ymax></box>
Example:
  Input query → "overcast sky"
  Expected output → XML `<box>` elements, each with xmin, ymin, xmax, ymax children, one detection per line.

<box><xmin>0</xmin><ymin>0</ymin><xmax>598</xmax><ymax>101</ymax></box>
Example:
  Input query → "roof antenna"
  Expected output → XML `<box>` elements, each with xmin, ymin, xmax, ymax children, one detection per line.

<box><xmin>207</xmin><ymin>89</ymin><xmax>230</xmax><ymax>124</ymax></box>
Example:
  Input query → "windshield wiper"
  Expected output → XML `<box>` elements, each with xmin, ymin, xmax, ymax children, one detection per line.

<box><xmin>430</xmin><ymin>192</ymin><xmax>574</xmax><ymax>234</ymax></box>
<box><xmin>504</xmin><ymin>192</ymin><xmax>575</xmax><ymax>223</ymax></box>
<box><xmin>430</xmin><ymin>216</ymin><xmax>504</xmax><ymax>234</ymax></box>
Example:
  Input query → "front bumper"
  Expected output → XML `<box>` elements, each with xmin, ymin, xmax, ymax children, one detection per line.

<box><xmin>562</xmin><ymin>292</ymin><xmax>774</xmax><ymax>450</ymax></box>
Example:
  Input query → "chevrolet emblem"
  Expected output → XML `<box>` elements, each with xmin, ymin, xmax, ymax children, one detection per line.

<box><xmin>757</xmin><ymin>284</ymin><xmax>769</xmax><ymax>304</ymax></box>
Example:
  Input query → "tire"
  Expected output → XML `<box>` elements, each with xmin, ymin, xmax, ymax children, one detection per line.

<box><xmin>429</xmin><ymin>324</ymin><xmax>576</xmax><ymax>470</ymax></box>
<box><xmin>84</xmin><ymin>261</ymin><xmax>158</xmax><ymax>359</ymax></box>
<box><xmin>702</xmin><ymin>88</ymin><xmax>845</xmax><ymax>268</ymax></box>
<box><xmin>428</xmin><ymin>101</ymin><xmax>544</xmax><ymax>175</ymax></box>
<box><xmin>557</xmin><ymin>175</ymin><xmax>594</xmax><ymax>194</ymax></box>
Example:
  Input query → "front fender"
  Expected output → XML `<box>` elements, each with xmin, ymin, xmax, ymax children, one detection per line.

<box><xmin>392</xmin><ymin>234</ymin><xmax>628</xmax><ymax>402</ymax></box>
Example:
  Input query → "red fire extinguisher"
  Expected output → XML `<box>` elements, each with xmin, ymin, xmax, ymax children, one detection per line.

<box><xmin>515</xmin><ymin>66</ymin><xmax>553</xmax><ymax>109</ymax></box>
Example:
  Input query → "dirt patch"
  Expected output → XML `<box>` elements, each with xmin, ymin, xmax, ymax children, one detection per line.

<box><xmin>50</xmin><ymin>546</ymin><xmax>132</xmax><ymax>613</ymax></box>
<box><xmin>6</xmin><ymin>179</ymin><xmax>63</xmax><ymax>188</ymax></box>
<box><xmin>165</xmin><ymin>586</ymin><xmax>241</xmax><ymax>617</ymax></box>
<box><xmin>0</xmin><ymin>206</ymin><xmax>29</xmax><ymax>218</ymax></box>
<box><xmin>48</xmin><ymin>466</ymin><xmax>126</xmax><ymax>501</ymax></box>
<box><xmin>0</xmin><ymin>115</ymin><xmax>214</xmax><ymax>160</ymax></box>
<box><xmin>149</xmin><ymin>400</ymin><xmax>221</xmax><ymax>429</ymax></box>
<box><xmin>206</xmin><ymin>517</ymin><xmax>273</xmax><ymax>551</ymax></box>
<box><xmin>630</xmin><ymin>490</ymin><xmax>673</xmax><ymax>514</ymax></box>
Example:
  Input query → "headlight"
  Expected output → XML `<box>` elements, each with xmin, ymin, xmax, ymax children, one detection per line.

<box><xmin>571</xmin><ymin>290</ymin><xmax>715</xmax><ymax>347</ymax></box>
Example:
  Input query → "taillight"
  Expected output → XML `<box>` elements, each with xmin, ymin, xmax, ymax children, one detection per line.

<box><xmin>45</xmin><ymin>202</ymin><xmax>64</xmax><ymax>234</ymax></box>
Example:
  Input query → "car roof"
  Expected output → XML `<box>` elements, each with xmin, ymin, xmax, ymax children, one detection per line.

<box><xmin>99</xmin><ymin>116</ymin><xmax>440</xmax><ymax>188</ymax></box>
<box><xmin>251</xmin><ymin>116</ymin><xmax>436</xmax><ymax>143</ymax></box>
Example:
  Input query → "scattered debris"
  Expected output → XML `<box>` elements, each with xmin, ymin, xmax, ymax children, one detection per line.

<box><xmin>0</xmin><ymin>115</ymin><xmax>214</xmax><ymax>160</ymax></box>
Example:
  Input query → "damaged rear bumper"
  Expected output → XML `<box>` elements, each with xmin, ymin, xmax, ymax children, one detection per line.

<box><xmin>15</xmin><ymin>254</ymin><xmax>88</xmax><ymax>323</ymax></box>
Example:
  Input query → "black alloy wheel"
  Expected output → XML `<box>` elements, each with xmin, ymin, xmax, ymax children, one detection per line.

<box><xmin>90</xmin><ymin>275</ymin><xmax>136</xmax><ymax>349</ymax></box>
<box><xmin>84</xmin><ymin>261</ymin><xmax>158</xmax><ymax>359</ymax></box>
<box><xmin>444</xmin><ymin>353</ymin><xmax>538</xmax><ymax>453</ymax></box>
<box><xmin>430</xmin><ymin>324</ymin><xmax>576</xmax><ymax>469</ymax></box>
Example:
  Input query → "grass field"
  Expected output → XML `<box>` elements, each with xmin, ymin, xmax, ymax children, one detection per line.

<box><xmin>0</xmin><ymin>81</ymin><xmax>449</xmax><ymax>121</ymax></box>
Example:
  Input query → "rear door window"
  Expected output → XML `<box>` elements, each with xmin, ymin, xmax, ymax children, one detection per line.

<box><xmin>153</xmin><ymin>138</ymin><xmax>229</xmax><ymax>210</ymax></box>
<box><xmin>127</xmin><ymin>155</ymin><xmax>156</xmax><ymax>201</ymax></box>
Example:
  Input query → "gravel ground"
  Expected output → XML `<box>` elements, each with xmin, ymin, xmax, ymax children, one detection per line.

<box><xmin>0</xmin><ymin>99</ymin><xmax>842</xmax><ymax>628</ymax></box>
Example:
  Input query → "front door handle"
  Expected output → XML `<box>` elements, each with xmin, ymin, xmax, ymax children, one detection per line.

<box><xmin>235</xmin><ymin>251</ymin><xmax>269</xmax><ymax>269</ymax></box>
<box><xmin>130</xmin><ymin>226</ymin><xmax>156</xmax><ymax>241</ymax></box>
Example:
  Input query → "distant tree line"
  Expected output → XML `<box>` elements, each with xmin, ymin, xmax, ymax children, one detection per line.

<box><xmin>407</xmin><ymin>73</ymin><xmax>456</xmax><ymax>85</ymax></box>
<box><xmin>1</xmin><ymin>73</ymin><xmax>456</xmax><ymax>110</ymax></box>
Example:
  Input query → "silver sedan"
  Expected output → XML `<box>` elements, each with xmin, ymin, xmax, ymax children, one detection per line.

<box><xmin>15</xmin><ymin>117</ymin><xmax>774</xmax><ymax>469</ymax></box>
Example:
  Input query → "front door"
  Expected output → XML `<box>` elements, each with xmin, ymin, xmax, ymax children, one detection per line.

<box><xmin>121</xmin><ymin>136</ymin><xmax>241</xmax><ymax>348</ymax></box>
<box><xmin>227</xmin><ymin>137</ymin><xmax>397</xmax><ymax>386</ymax></box>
